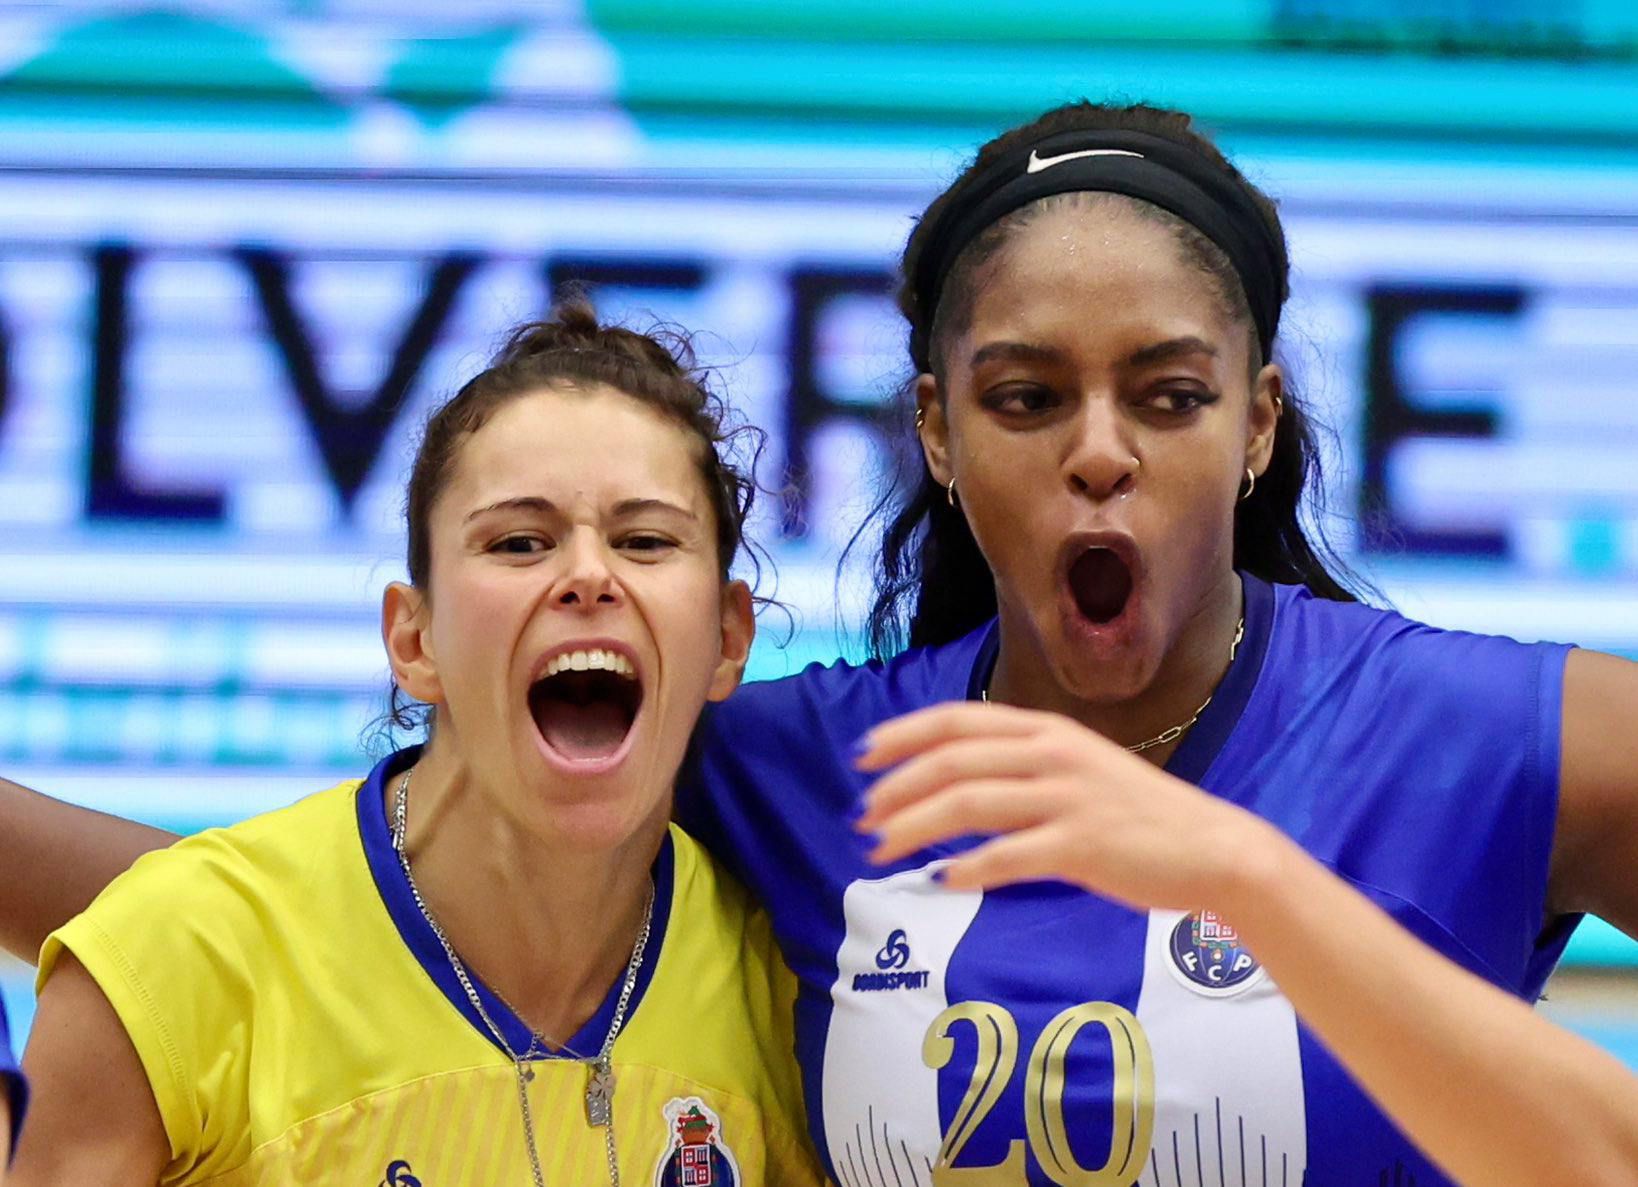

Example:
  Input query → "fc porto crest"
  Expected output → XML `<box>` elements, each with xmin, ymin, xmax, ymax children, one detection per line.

<box><xmin>1167</xmin><ymin>909</ymin><xmax>1264</xmax><ymax>997</ymax></box>
<box><xmin>653</xmin><ymin>1097</ymin><xmax>741</xmax><ymax>1187</ymax></box>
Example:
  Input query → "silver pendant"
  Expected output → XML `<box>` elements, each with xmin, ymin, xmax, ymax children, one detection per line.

<box><xmin>585</xmin><ymin>1059</ymin><xmax>616</xmax><ymax>1127</ymax></box>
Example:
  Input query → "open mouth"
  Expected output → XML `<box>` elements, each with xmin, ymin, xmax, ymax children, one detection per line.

<box><xmin>528</xmin><ymin>648</ymin><xmax>643</xmax><ymax>764</ymax></box>
<box><xmin>1068</xmin><ymin>547</ymin><xmax>1135</xmax><ymax>625</ymax></box>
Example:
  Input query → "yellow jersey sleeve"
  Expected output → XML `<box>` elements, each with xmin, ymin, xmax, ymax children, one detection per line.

<box><xmin>39</xmin><ymin>824</ymin><xmax>282</xmax><ymax>1181</ymax></box>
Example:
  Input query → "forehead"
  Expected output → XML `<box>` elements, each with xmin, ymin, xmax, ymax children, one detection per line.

<box><xmin>443</xmin><ymin>384</ymin><xmax>705</xmax><ymax>512</ymax></box>
<box><xmin>962</xmin><ymin>200</ymin><xmax>1243</xmax><ymax>360</ymax></box>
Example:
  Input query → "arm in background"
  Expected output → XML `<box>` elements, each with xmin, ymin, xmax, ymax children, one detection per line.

<box><xmin>0</xmin><ymin>780</ymin><xmax>174</xmax><ymax>962</ymax></box>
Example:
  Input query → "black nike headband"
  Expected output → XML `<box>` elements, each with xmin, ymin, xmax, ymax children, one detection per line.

<box><xmin>910</xmin><ymin>129</ymin><xmax>1287</xmax><ymax>370</ymax></box>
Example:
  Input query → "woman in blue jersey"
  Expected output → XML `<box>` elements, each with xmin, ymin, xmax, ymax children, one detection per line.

<box><xmin>676</xmin><ymin>101</ymin><xmax>1638</xmax><ymax>1187</ymax></box>
<box><xmin>7</xmin><ymin>305</ymin><xmax>821</xmax><ymax>1185</ymax></box>
<box><xmin>3</xmin><ymin>103</ymin><xmax>1638</xmax><ymax>1186</ymax></box>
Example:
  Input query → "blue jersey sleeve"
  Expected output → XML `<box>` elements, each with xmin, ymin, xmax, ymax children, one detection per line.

<box><xmin>1</xmin><ymin>993</ymin><xmax>24</xmax><ymax>1155</ymax></box>
<box><xmin>1216</xmin><ymin>586</ymin><xmax>1575</xmax><ymax>996</ymax></box>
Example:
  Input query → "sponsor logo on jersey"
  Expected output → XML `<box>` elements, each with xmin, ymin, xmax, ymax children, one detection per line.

<box><xmin>653</xmin><ymin>1097</ymin><xmax>741</xmax><ymax>1187</ymax></box>
<box><xmin>1166</xmin><ymin>910</ymin><xmax>1264</xmax><ymax>996</ymax></box>
<box><xmin>851</xmin><ymin>928</ymin><xmax>930</xmax><ymax>991</ymax></box>
<box><xmin>379</xmin><ymin>1160</ymin><xmax>421</xmax><ymax>1187</ymax></box>
<box><xmin>875</xmin><ymin>928</ymin><xmax>910</xmax><ymax>969</ymax></box>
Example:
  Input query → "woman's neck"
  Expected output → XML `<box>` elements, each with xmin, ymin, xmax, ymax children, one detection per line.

<box><xmin>386</xmin><ymin>744</ymin><xmax>667</xmax><ymax>1051</ymax></box>
<box><xmin>990</xmin><ymin>568</ymin><xmax>1245</xmax><ymax>765</ymax></box>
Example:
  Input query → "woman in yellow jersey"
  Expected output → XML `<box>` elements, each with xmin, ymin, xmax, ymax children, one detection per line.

<box><xmin>11</xmin><ymin>303</ymin><xmax>823</xmax><ymax>1187</ymax></box>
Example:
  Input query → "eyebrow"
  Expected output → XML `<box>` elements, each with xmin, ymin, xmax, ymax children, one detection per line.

<box><xmin>967</xmin><ymin>336</ymin><xmax>1219</xmax><ymax>371</ymax></box>
<box><xmin>611</xmin><ymin>497</ymin><xmax>698</xmax><ymax>521</ymax></box>
<box><xmin>462</xmin><ymin>495</ymin><xmax>697</xmax><ymax>524</ymax></box>
<box><xmin>464</xmin><ymin>496</ymin><xmax>553</xmax><ymax>523</ymax></box>
<box><xmin>1125</xmin><ymin>336</ymin><xmax>1219</xmax><ymax>367</ymax></box>
<box><xmin>968</xmin><ymin>341</ymin><xmax>1065</xmax><ymax>369</ymax></box>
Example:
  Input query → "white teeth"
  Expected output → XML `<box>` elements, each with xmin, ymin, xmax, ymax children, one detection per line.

<box><xmin>542</xmin><ymin>648</ymin><xmax>637</xmax><ymax>680</ymax></box>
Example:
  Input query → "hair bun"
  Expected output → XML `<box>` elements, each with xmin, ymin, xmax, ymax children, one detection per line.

<box><xmin>493</xmin><ymin>296</ymin><xmax>696</xmax><ymax>382</ymax></box>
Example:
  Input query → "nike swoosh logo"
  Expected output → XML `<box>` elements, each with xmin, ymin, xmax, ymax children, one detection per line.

<box><xmin>1025</xmin><ymin>147</ymin><xmax>1144</xmax><ymax>173</ymax></box>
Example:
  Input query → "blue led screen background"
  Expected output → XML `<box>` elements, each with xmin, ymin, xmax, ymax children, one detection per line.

<box><xmin>2</xmin><ymin>0</ymin><xmax>1637</xmax><ymax>1050</ymax></box>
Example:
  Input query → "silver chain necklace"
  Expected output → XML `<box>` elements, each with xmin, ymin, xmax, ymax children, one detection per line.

<box><xmin>390</xmin><ymin>769</ymin><xmax>653</xmax><ymax>1187</ymax></box>
<box><xmin>983</xmin><ymin>616</ymin><xmax>1245</xmax><ymax>754</ymax></box>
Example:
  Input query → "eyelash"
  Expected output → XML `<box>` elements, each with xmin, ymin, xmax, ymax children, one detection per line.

<box><xmin>980</xmin><ymin>384</ymin><xmax>1219</xmax><ymax>417</ymax></box>
<box><xmin>1146</xmin><ymin>388</ymin><xmax>1219</xmax><ymax>414</ymax></box>
<box><xmin>491</xmin><ymin>534</ymin><xmax>548</xmax><ymax>555</ymax></box>
<box><xmin>486</xmin><ymin>533</ymin><xmax>677</xmax><ymax>556</ymax></box>
<box><xmin>618</xmin><ymin>534</ymin><xmax>675</xmax><ymax>554</ymax></box>
<box><xmin>981</xmin><ymin>384</ymin><xmax>1060</xmax><ymax>415</ymax></box>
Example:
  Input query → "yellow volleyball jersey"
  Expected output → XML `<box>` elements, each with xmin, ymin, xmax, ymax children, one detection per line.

<box><xmin>39</xmin><ymin>749</ymin><xmax>823</xmax><ymax>1187</ymax></box>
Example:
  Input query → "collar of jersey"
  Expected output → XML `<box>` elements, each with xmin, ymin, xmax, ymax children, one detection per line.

<box><xmin>966</xmin><ymin>570</ymin><xmax>1275</xmax><ymax>785</ymax></box>
<box><xmin>354</xmin><ymin>745</ymin><xmax>675</xmax><ymax>1062</ymax></box>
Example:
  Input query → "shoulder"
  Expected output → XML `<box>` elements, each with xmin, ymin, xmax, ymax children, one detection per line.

<box><xmin>703</xmin><ymin>623</ymin><xmax>995</xmax><ymax>752</ymax></box>
<box><xmin>660</xmin><ymin>824</ymin><xmax>785</xmax><ymax>987</ymax></box>
<box><xmin>679</xmin><ymin>627</ymin><xmax>993</xmax><ymax>853</ymax></box>
<box><xmin>36</xmin><ymin>778</ymin><xmax>368</xmax><ymax>1067</ymax></box>
<box><xmin>1255</xmin><ymin>582</ymin><xmax>1571</xmax><ymax>802</ymax></box>
<box><xmin>1268</xmin><ymin>582</ymin><xmax>1569</xmax><ymax>709</ymax></box>
<box><xmin>38</xmin><ymin>778</ymin><xmax>371</xmax><ymax>1036</ymax></box>
<box><xmin>38</xmin><ymin>773</ymin><xmax>367</xmax><ymax>987</ymax></box>
<box><xmin>32</xmin><ymin>777</ymin><xmax>370</xmax><ymax>1181</ymax></box>
<box><xmin>642</xmin><ymin>825</ymin><xmax>796</xmax><ymax>1028</ymax></box>
<box><xmin>44</xmin><ymin>778</ymin><xmax>365</xmax><ymax>969</ymax></box>
<box><xmin>1244</xmin><ymin>584</ymin><xmax>1574</xmax><ymax>987</ymax></box>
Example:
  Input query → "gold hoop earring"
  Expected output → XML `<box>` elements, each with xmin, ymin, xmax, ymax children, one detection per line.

<box><xmin>1239</xmin><ymin>468</ymin><xmax>1256</xmax><ymax>502</ymax></box>
<box><xmin>946</xmin><ymin>477</ymin><xmax>958</xmax><ymax>508</ymax></box>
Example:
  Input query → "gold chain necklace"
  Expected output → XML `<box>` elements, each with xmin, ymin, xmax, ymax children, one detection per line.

<box><xmin>982</xmin><ymin>616</ymin><xmax>1245</xmax><ymax>754</ymax></box>
<box><xmin>391</xmin><ymin>769</ymin><xmax>651</xmax><ymax>1187</ymax></box>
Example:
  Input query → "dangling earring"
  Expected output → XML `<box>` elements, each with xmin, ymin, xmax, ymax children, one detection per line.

<box><xmin>1239</xmin><ymin>468</ymin><xmax>1256</xmax><ymax>502</ymax></box>
<box><xmin>946</xmin><ymin>477</ymin><xmax>958</xmax><ymax>508</ymax></box>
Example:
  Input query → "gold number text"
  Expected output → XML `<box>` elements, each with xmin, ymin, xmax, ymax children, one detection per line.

<box><xmin>922</xmin><ymin>1001</ymin><xmax>1027</xmax><ymax>1184</ymax></box>
<box><xmin>1024</xmin><ymin>1002</ymin><xmax>1155</xmax><ymax>1185</ymax></box>
<box><xmin>922</xmin><ymin>1000</ymin><xmax>1156</xmax><ymax>1186</ymax></box>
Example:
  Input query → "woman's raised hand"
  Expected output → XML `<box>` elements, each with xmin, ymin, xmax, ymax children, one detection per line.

<box><xmin>854</xmin><ymin>701</ymin><xmax>1277</xmax><ymax>911</ymax></box>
